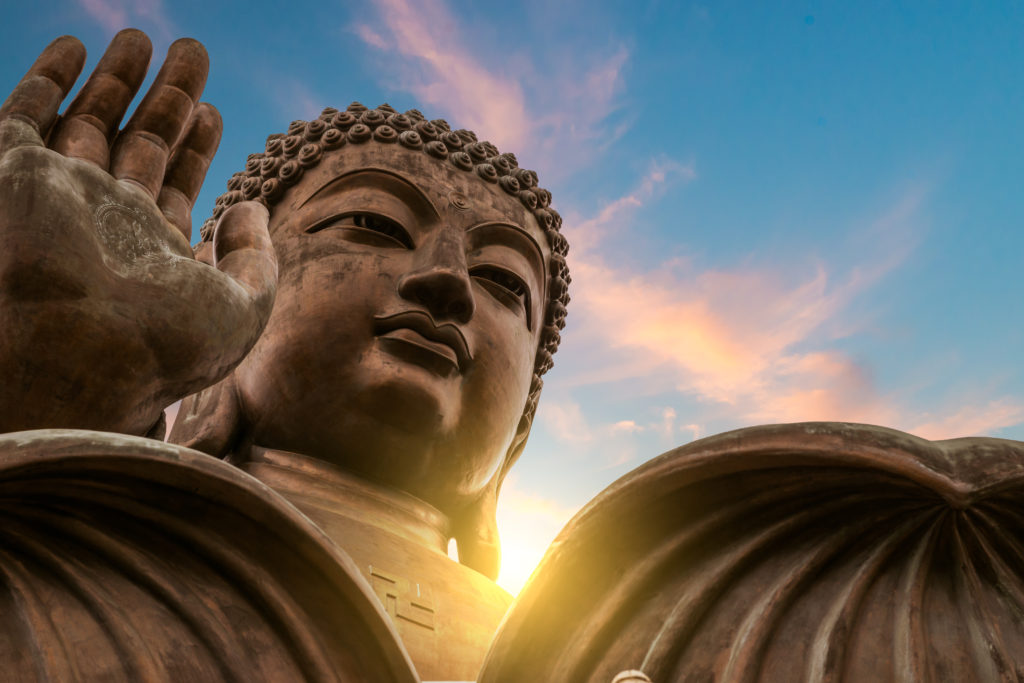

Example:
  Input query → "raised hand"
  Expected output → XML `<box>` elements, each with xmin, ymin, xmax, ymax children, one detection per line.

<box><xmin>0</xmin><ymin>30</ymin><xmax>277</xmax><ymax>437</ymax></box>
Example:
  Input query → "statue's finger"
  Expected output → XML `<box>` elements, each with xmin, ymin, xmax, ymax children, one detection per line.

<box><xmin>50</xmin><ymin>29</ymin><xmax>152</xmax><ymax>169</ymax></box>
<box><xmin>110</xmin><ymin>38</ymin><xmax>208</xmax><ymax>198</ymax></box>
<box><xmin>213</xmin><ymin>201</ymin><xmax>278</xmax><ymax>321</ymax></box>
<box><xmin>0</xmin><ymin>35</ymin><xmax>85</xmax><ymax>150</ymax></box>
<box><xmin>158</xmin><ymin>102</ymin><xmax>222</xmax><ymax>240</ymax></box>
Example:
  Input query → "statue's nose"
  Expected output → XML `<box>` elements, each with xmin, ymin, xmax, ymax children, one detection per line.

<box><xmin>397</xmin><ymin>232</ymin><xmax>475</xmax><ymax>323</ymax></box>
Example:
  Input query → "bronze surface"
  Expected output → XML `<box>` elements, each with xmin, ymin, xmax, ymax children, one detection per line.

<box><xmin>0</xmin><ymin>430</ymin><xmax>418</xmax><ymax>682</ymax></box>
<box><xmin>481</xmin><ymin>422</ymin><xmax>1024</xmax><ymax>682</ymax></box>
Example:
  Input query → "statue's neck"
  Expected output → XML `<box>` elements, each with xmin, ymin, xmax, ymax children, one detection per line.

<box><xmin>233</xmin><ymin>445</ymin><xmax>451</xmax><ymax>555</ymax></box>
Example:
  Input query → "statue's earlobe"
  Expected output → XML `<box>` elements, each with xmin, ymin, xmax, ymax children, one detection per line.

<box><xmin>453</xmin><ymin>414</ymin><xmax>533</xmax><ymax>581</ymax></box>
<box><xmin>453</xmin><ymin>478</ymin><xmax>501</xmax><ymax>580</ymax></box>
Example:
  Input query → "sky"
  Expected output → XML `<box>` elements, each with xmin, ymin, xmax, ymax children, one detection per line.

<box><xmin>3</xmin><ymin>0</ymin><xmax>1023</xmax><ymax>595</ymax></box>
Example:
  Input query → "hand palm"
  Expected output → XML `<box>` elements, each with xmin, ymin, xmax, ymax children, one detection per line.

<box><xmin>0</xmin><ymin>31</ymin><xmax>276</xmax><ymax>436</ymax></box>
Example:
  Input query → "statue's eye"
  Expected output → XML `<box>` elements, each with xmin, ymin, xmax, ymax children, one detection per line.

<box><xmin>471</xmin><ymin>265</ymin><xmax>531</xmax><ymax>323</ymax></box>
<box><xmin>307</xmin><ymin>212</ymin><xmax>412</xmax><ymax>248</ymax></box>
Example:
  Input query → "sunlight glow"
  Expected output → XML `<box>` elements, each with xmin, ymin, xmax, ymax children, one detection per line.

<box><xmin>495</xmin><ymin>483</ymin><xmax>579</xmax><ymax>595</ymax></box>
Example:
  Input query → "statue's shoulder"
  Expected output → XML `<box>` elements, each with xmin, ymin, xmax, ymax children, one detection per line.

<box><xmin>0</xmin><ymin>429</ymin><xmax>418</xmax><ymax>682</ymax></box>
<box><xmin>481</xmin><ymin>422</ymin><xmax>1024</xmax><ymax>682</ymax></box>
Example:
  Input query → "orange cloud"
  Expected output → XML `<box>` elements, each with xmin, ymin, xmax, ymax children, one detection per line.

<box><xmin>560</xmin><ymin>167</ymin><xmax>933</xmax><ymax>431</ymax></box>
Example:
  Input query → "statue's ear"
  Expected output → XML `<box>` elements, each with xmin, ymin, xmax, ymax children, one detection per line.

<box><xmin>453</xmin><ymin>477</ymin><xmax>501</xmax><ymax>580</ymax></box>
<box><xmin>453</xmin><ymin>414</ymin><xmax>533</xmax><ymax>581</ymax></box>
<box><xmin>167</xmin><ymin>372</ymin><xmax>243</xmax><ymax>458</ymax></box>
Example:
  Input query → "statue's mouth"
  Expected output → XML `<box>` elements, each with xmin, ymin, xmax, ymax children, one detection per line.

<box><xmin>373</xmin><ymin>311</ymin><xmax>472</xmax><ymax>375</ymax></box>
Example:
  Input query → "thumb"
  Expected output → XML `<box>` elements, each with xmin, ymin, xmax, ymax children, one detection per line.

<box><xmin>212</xmin><ymin>200</ymin><xmax>277</xmax><ymax>322</ymax></box>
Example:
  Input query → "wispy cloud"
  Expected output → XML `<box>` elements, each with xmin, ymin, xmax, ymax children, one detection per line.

<box><xmin>910</xmin><ymin>399</ymin><xmax>1024</xmax><ymax>440</ymax></box>
<box><xmin>560</xmin><ymin>166</ymin><xmax>926</xmax><ymax>430</ymax></box>
<box><xmin>352</xmin><ymin>0</ymin><xmax>628</xmax><ymax>173</ymax></box>
<box><xmin>75</xmin><ymin>0</ymin><xmax>175</xmax><ymax>43</ymax></box>
<box><xmin>568</xmin><ymin>158</ymin><xmax>696</xmax><ymax>253</ymax></box>
<box><xmin>273</xmin><ymin>79</ymin><xmax>325</xmax><ymax>122</ymax></box>
<box><xmin>539</xmin><ymin>399</ymin><xmax>593</xmax><ymax>444</ymax></box>
<box><xmin>353</xmin><ymin>0</ymin><xmax>530</xmax><ymax>151</ymax></box>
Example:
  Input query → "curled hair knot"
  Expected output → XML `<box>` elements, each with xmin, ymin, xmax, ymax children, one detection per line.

<box><xmin>330</xmin><ymin>111</ymin><xmax>357</xmax><ymax>130</ymax></box>
<box><xmin>386</xmin><ymin>113</ymin><xmax>413</xmax><ymax>131</ymax></box>
<box><xmin>264</xmin><ymin>136</ymin><xmax>284</xmax><ymax>156</ymax></box>
<box><xmin>441</xmin><ymin>131</ymin><xmax>464</xmax><ymax>151</ymax></box>
<box><xmin>399</xmin><ymin>130</ymin><xmax>424</xmax><ymax>149</ymax></box>
<box><xmin>498</xmin><ymin>175</ymin><xmax>521</xmax><ymax>195</ymax></box>
<box><xmin>455</xmin><ymin>129</ymin><xmax>478</xmax><ymax>144</ymax></box>
<box><xmin>415</xmin><ymin>120</ymin><xmax>439</xmax><ymax>141</ymax></box>
<box><xmin>298</xmin><ymin>143</ymin><xmax>323</xmax><ymax>167</ymax></box>
<box><xmin>347</xmin><ymin>124</ymin><xmax>372</xmax><ymax>143</ymax></box>
<box><xmin>360</xmin><ymin>109</ymin><xmax>386</xmax><ymax>128</ymax></box>
<box><xmin>260</xmin><ymin>177</ymin><xmax>284</xmax><ymax>201</ymax></box>
<box><xmin>450</xmin><ymin>151</ymin><xmax>474</xmax><ymax>171</ymax></box>
<box><xmin>466</xmin><ymin>142</ymin><xmax>489</xmax><ymax>163</ymax></box>
<box><xmin>304</xmin><ymin>119</ymin><xmax>327</xmax><ymax>140</ymax></box>
<box><xmin>321</xmin><ymin>128</ymin><xmax>346</xmax><ymax>150</ymax></box>
<box><xmin>475</xmin><ymin>163</ymin><xmax>499</xmax><ymax>183</ymax></box>
<box><xmin>278</xmin><ymin>160</ymin><xmax>303</xmax><ymax>185</ymax></box>
<box><xmin>281</xmin><ymin>135</ymin><xmax>303</xmax><ymax>158</ymax></box>
<box><xmin>425</xmin><ymin>140</ymin><xmax>449</xmax><ymax>159</ymax></box>
<box><xmin>373</xmin><ymin>125</ymin><xmax>398</xmax><ymax>143</ymax></box>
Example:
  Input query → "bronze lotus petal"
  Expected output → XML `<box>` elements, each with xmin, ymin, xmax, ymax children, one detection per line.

<box><xmin>0</xmin><ymin>431</ymin><xmax>419</xmax><ymax>683</ymax></box>
<box><xmin>480</xmin><ymin>423</ymin><xmax>1024</xmax><ymax>682</ymax></box>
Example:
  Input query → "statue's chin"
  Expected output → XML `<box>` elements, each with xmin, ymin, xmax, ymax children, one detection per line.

<box><xmin>238</xmin><ymin>390</ymin><xmax>497</xmax><ymax>513</ymax></box>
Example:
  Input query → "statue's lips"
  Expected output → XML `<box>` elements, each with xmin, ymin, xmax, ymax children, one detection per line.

<box><xmin>373</xmin><ymin>312</ymin><xmax>471</xmax><ymax>374</ymax></box>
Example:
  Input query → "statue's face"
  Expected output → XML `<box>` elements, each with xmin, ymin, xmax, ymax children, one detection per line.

<box><xmin>233</xmin><ymin>144</ymin><xmax>548</xmax><ymax>513</ymax></box>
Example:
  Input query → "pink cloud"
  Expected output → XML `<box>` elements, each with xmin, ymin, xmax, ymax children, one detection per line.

<box><xmin>75</xmin><ymin>0</ymin><xmax>174</xmax><ymax>42</ymax></box>
<box><xmin>353</xmin><ymin>24</ymin><xmax>389</xmax><ymax>50</ymax></box>
<box><xmin>910</xmin><ymin>399</ymin><xmax>1024</xmax><ymax>440</ymax></box>
<box><xmin>361</xmin><ymin>0</ymin><xmax>530</xmax><ymax>151</ymax></box>
<box><xmin>560</xmin><ymin>168</ymin><xmax>931</xmax><ymax>431</ymax></box>
<box><xmin>355</xmin><ymin>0</ymin><xmax>628</xmax><ymax>172</ymax></box>
<box><xmin>539</xmin><ymin>399</ymin><xmax>593</xmax><ymax>444</ymax></box>
<box><xmin>275</xmin><ymin>80</ymin><xmax>324</xmax><ymax>121</ymax></box>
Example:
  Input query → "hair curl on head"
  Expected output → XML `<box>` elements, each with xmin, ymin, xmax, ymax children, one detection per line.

<box><xmin>201</xmin><ymin>103</ymin><xmax>570</xmax><ymax>462</ymax></box>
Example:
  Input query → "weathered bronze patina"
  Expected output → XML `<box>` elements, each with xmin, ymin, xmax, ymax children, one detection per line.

<box><xmin>4</xmin><ymin>29</ymin><xmax>1024</xmax><ymax>683</ymax></box>
<box><xmin>481</xmin><ymin>423</ymin><xmax>1024</xmax><ymax>681</ymax></box>
<box><xmin>0</xmin><ymin>29</ymin><xmax>566</xmax><ymax>681</ymax></box>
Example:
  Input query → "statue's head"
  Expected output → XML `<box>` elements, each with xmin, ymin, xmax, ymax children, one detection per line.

<box><xmin>176</xmin><ymin>104</ymin><xmax>568</xmax><ymax>576</ymax></box>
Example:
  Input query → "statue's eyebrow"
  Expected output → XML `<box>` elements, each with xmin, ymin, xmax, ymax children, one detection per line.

<box><xmin>298</xmin><ymin>168</ymin><xmax>441</xmax><ymax>219</ymax></box>
<box><xmin>466</xmin><ymin>222</ymin><xmax>546</xmax><ymax>285</ymax></box>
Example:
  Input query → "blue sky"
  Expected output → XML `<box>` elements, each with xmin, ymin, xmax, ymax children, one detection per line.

<box><xmin>4</xmin><ymin>0</ymin><xmax>1023</xmax><ymax>593</ymax></box>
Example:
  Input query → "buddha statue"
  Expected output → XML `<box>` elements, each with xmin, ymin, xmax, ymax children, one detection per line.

<box><xmin>0</xmin><ymin>29</ymin><xmax>566</xmax><ymax>682</ymax></box>
<box><xmin>169</xmin><ymin>99</ymin><xmax>569</xmax><ymax>679</ymax></box>
<box><xmin>7</xmin><ymin>28</ymin><xmax>1024</xmax><ymax>683</ymax></box>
